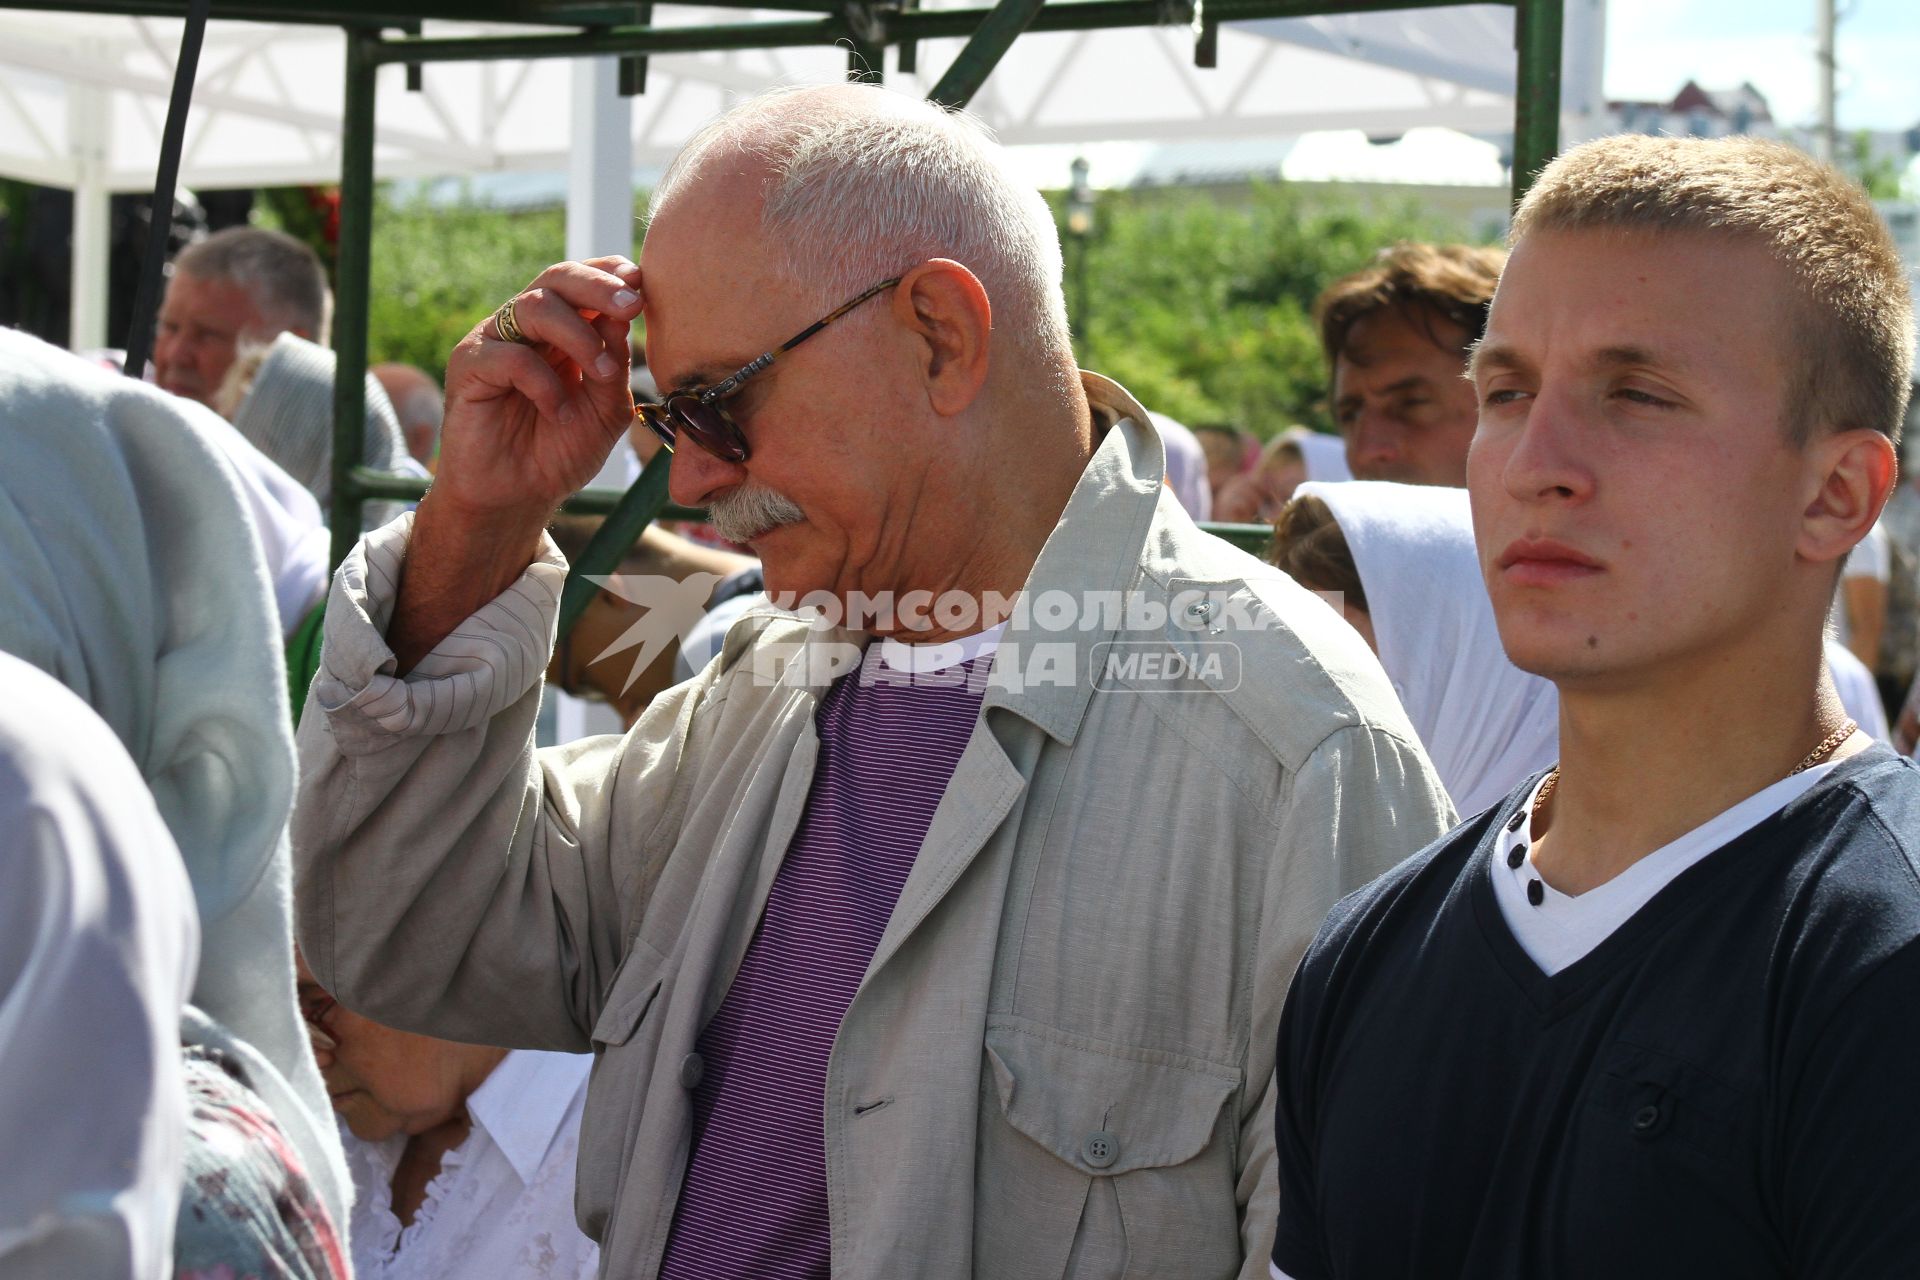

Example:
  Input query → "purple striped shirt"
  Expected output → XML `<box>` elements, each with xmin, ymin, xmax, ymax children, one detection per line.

<box><xmin>657</xmin><ymin>634</ymin><xmax>997</xmax><ymax>1278</ymax></box>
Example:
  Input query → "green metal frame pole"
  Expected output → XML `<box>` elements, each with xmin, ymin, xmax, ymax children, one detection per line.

<box><xmin>927</xmin><ymin>0</ymin><xmax>1048</xmax><ymax>108</ymax></box>
<box><xmin>1510</xmin><ymin>0</ymin><xmax>1563</xmax><ymax>209</ymax></box>
<box><xmin>558</xmin><ymin>451</ymin><xmax>675</xmax><ymax>639</ymax></box>
<box><xmin>847</xmin><ymin>39</ymin><xmax>885</xmax><ymax>83</ymax></box>
<box><xmin>331</xmin><ymin>29</ymin><xmax>379</xmax><ymax>569</ymax></box>
<box><xmin>370</xmin><ymin>16</ymin><xmax>849</xmax><ymax>64</ymax></box>
<box><xmin>350</xmin><ymin>466</ymin><xmax>709</xmax><ymax>521</ymax></box>
<box><xmin>348</xmin><ymin>457</ymin><xmax>1273</xmax><ymax>556</ymax></box>
<box><xmin>1202</xmin><ymin>523</ymin><xmax>1273</xmax><ymax>556</ymax></box>
<box><xmin>890</xmin><ymin>0</ymin><xmax>1467</xmax><ymax>42</ymax></box>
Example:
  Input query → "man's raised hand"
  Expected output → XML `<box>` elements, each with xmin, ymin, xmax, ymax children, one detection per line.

<box><xmin>437</xmin><ymin>256</ymin><xmax>646</xmax><ymax>522</ymax></box>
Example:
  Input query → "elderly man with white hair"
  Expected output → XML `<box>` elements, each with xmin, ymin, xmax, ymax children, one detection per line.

<box><xmin>294</xmin><ymin>84</ymin><xmax>1450</xmax><ymax>1279</ymax></box>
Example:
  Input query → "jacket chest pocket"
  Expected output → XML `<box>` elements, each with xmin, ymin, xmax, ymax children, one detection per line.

<box><xmin>576</xmin><ymin>941</ymin><xmax>668</xmax><ymax>1243</ymax></box>
<box><xmin>974</xmin><ymin>1016</ymin><xmax>1244</xmax><ymax>1280</ymax></box>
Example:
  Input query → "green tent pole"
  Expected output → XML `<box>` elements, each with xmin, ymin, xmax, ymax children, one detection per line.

<box><xmin>1510</xmin><ymin>0</ymin><xmax>1564</xmax><ymax>209</ymax></box>
<box><xmin>330</xmin><ymin>28</ymin><xmax>379</xmax><ymax>569</ymax></box>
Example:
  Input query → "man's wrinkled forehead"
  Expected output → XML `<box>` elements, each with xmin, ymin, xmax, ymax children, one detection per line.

<box><xmin>1340</xmin><ymin>302</ymin><xmax>1474</xmax><ymax>370</ymax></box>
<box><xmin>641</xmin><ymin>154</ymin><xmax>797</xmax><ymax>387</ymax></box>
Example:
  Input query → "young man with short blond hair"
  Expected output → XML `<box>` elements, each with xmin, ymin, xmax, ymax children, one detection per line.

<box><xmin>1272</xmin><ymin>135</ymin><xmax>1920</xmax><ymax>1280</ymax></box>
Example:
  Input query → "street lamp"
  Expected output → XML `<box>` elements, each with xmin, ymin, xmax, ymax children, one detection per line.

<box><xmin>1066</xmin><ymin>155</ymin><xmax>1094</xmax><ymax>344</ymax></box>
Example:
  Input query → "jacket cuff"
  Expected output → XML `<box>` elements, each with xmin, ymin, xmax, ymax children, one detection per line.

<box><xmin>311</xmin><ymin>511</ymin><xmax>566</xmax><ymax>747</ymax></box>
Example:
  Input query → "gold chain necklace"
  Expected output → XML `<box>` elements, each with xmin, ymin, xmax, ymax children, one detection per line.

<box><xmin>1531</xmin><ymin>718</ymin><xmax>1858</xmax><ymax>817</ymax></box>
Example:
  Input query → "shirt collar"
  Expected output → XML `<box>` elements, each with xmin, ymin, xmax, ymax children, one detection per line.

<box><xmin>877</xmin><ymin>621</ymin><xmax>1007</xmax><ymax>673</ymax></box>
<box><xmin>978</xmin><ymin>370</ymin><xmax>1166</xmax><ymax>745</ymax></box>
<box><xmin>464</xmin><ymin>1050</ymin><xmax>588</xmax><ymax>1187</ymax></box>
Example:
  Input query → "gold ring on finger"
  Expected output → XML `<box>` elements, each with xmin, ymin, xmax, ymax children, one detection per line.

<box><xmin>493</xmin><ymin>296</ymin><xmax>528</xmax><ymax>345</ymax></box>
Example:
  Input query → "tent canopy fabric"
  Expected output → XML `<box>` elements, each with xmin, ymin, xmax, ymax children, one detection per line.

<box><xmin>0</xmin><ymin>2</ymin><xmax>1605</xmax><ymax>192</ymax></box>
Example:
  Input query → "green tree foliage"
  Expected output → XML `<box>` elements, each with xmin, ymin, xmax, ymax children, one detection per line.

<box><xmin>365</xmin><ymin>188</ymin><xmax>570</xmax><ymax>377</ymax></box>
<box><xmin>260</xmin><ymin>183</ymin><xmax>573</xmax><ymax>379</ymax></box>
<box><xmin>1057</xmin><ymin>182</ymin><xmax>1473</xmax><ymax>434</ymax></box>
<box><xmin>256</xmin><ymin>186</ymin><xmax>342</xmax><ymax>281</ymax></box>
<box><xmin>1847</xmin><ymin>130</ymin><xmax>1909</xmax><ymax>201</ymax></box>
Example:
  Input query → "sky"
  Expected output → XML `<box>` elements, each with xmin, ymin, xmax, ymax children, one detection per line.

<box><xmin>1604</xmin><ymin>0</ymin><xmax>1919</xmax><ymax>130</ymax></box>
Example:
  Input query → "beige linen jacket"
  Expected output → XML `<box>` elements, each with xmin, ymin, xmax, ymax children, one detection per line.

<box><xmin>294</xmin><ymin>374</ymin><xmax>1454</xmax><ymax>1280</ymax></box>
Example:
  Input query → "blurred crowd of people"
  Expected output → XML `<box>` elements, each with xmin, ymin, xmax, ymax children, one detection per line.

<box><xmin>4</xmin><ymin>79</ymin><xmax>1920</xmax><ymax>1280</ymax></box>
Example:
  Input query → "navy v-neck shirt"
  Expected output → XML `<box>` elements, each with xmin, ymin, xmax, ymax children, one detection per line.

<box><xmin>1273</xmin><ymin>745</ymin><xmax>1920</xmax><ymax>1280</ymax></box>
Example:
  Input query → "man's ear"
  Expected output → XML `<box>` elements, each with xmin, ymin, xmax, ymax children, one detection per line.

<box><xmin>1800</xmin><ymin>427</ymin><xmax>1897</xmax><ymax>566</ymax></box>
<box><xmin>891</xmin><ymin>259</ymin><xmax>992</xmax><ymax>418</ymax></box>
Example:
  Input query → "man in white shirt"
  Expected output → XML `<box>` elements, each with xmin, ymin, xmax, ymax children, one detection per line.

<box><xmin>298</xmin><ymin>963</ymin><xmax>598</xmax><ymax>1280</ymax></box>
<box><xmin>202</xmin><ymin>420</ymin><xmax>332</xmax><ymax>638</ymax></box>
<box><xmin>1272</xmin><ymin>134</ymin><xmax>1920</xmax><ymax>1280</ymax></box>
<box><xmin>147</xmin><ymin>226</ymin><xmax>337</xmax><ymax>635</ymax></box>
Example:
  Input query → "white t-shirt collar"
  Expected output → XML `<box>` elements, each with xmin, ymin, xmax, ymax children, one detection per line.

<box><xmin>876</xmin><ymin>622</ymin><xmax>1007</xmax><ymax>674</ymax></box>
<box><xmin>1492</xmin><ymin>761</ymin><xmax>1839</xmax><ymax>976</ymax></box>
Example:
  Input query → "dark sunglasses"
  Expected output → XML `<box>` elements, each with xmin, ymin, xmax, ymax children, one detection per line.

<box><xmin>635</xmin><ymin>276</ymin><xmax>901</xmax><ymax>462</ymax></box>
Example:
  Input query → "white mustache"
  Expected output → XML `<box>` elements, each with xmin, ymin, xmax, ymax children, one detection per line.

<box><xmin>706</xmin><ymin>484</ymin><xmax>805</xmax><ymax>544</ymax></box>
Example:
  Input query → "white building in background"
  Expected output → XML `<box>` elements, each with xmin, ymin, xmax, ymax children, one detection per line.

<box><xmin>1609</xmin><ymin>80</ymin><xmax>1778</xmax><ymax>139</ymax></box>
<box><xmin>1608</xmin><ymin>79</ymin><xmax>1919</xmax><ymax>181</ymax></box>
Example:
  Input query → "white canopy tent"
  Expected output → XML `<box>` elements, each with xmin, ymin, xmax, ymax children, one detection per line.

<box><xmin>0</xmin><ymin>0</ymin><xmax>1605</xmax><ymax>349</ymax></box>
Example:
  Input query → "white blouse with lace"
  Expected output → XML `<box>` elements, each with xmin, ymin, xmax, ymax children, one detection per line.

<box><xmin>344</xmin><ymin>1049</ymin><xmax>598</xmax><ymax>1280</ymax></box>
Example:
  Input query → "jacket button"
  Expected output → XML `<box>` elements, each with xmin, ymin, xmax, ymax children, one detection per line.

<box><xmin>1631</xmin><ymin>1103</ymin><xmax>1662</xmax><ymax>1135</ymax></box>
<box><xmin>679</xmin><ymin>1052</ymin><xmax>705</xmax><ymax>1089</ymax></box>
<box><xmin>1082</xmin><ymin>1131</ymin><xmax>1119</xmax><ymax>1169</ymax></box>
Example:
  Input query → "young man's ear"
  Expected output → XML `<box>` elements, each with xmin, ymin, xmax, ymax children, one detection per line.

<box><xmin>1800</xmin><ymin>427</ymin><xmax>1897</xmax><ymax>566</ymax></box>
<box><xmin>891</xmin><ymin>259</ymin><xmax>992</xmax><ymax>418</ymax></box>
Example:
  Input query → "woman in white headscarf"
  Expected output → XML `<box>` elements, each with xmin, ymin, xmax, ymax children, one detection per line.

<box><xmin>0</xmin><ymin>329</ymin><xmax>350</xmax><ymax>1237</ymax></box>
<box><xmin>1216</xmin><ymin>427</ymin><xmax>1351</xmax><ymax>524</ymax></box>
<box><xmin>1272</xmin><ymin>480</ymin><xmax>1560</xmax><ymax>817</ymax></box>
<box><xmin>1292</xmin><ymin>428</ymin><xmax>1352</xmax><ymax>485</ymax></box>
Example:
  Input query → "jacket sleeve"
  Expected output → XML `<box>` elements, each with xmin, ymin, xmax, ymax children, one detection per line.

<box><xmin>1235</xmin><ymin>721</ymin><xmax>1455</xmax><ymax>1277</ymax></box>
<box><xmin>292</xmin><ymin>514</ymin><xmax>711</xmax><ymax>1051</ymax></box>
